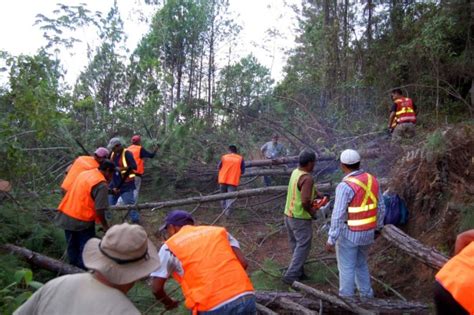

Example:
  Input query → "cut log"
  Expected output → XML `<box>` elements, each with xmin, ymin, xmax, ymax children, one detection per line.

<box><xmin>2</xmin><ymin>244</ymin><xmax>83</xmax><ymax>275</ymax></box>
<box><xmin>256</xmin><ymin>303</ymin><xmax>278</xmax><ymax>315</ymax></box>
<box><xmin>274</xmin><ymin>297</ymin><xmax>317</xmax><ymax>315</ymax></box>
<box><xmin>245</xmin><ymin>149</ymin><xmax>380</xmax><ymax>168</ymax></box>
<box><xmin>293</xmin><ymin>281</ymin><xmax>429</xmax><ymax>314</ymax></box>
<box><xmin>382</xmin><ymin>224</ymin><xmax>449</xmax><ymax>270</ymax></box>
<box><xmin>241</xmin><ymin>168</ymin><xmax>293</xmax><ymax>177</ymax></box>
<box><xmin>293</xmin><ymin>281</ymin><xmax>373</xmax><ymax>315</ymax></box>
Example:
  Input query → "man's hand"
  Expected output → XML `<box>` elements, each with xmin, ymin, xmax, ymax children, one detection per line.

<box><xmin>325</xmin><ymin>242</ymin><xmax>335</xmax><ymax>253</ymax></box>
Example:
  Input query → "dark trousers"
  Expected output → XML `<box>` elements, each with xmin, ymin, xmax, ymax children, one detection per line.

<box><xmin>434</xmin><ymin>281</ymin><xmax>468</xmax><ymax>315</ymax></box>
<box><xmin>64</xmin><ymin>225</ymin><xmax>96</xmax><ymax>269</ymax></box>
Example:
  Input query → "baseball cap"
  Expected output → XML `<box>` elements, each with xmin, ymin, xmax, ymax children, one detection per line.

<box><xmin>94</xmin><ymin>147</ymin><xmax>109</xmax><ymax>158</ymax></box>
<box><xmin>131</xmin><ymin>135</ymin><xmax>141</xmax><ymax>144</ymax></box>
<box><xmin>159</xmin><ymin>210</ymin><xmax>195</xmax><ymax>232</ymax></box>
<box><xmin>107</xmin><ymin>137</ymin><xmax>122</xmax><ymax>150</ymax></box>
<box><xmin>340</xmin><ymin>149</ymin><xmax>361</xmax><ymax>165</ymax></box>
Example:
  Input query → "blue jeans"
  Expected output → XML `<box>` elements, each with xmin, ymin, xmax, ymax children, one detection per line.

<box><xmin>199</xmin><ymin>294</ymin><xmax>256</xmax><ymax>315</ymax></box>
<box><xmin>109</xmin><ymin>190</ymin><xmax>139</xmax><ymax>223</ymax></box>
<box><xmin>220</xmin><ymin>184</ymin><xmax>237</xmax><ymax>215</ymax></box>
<box><xmin>335</xmin><ymin>235</ymin><xmax>374</xmax><ymax>297</ymax></box>
<box><xmin>64</xmin><ymin>225</ymin><xmax>96</xmax><ymax>269</ymax></box>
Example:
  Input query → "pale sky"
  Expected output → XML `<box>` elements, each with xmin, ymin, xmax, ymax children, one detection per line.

<box><xmin>0</xmin><ymin>0</ymin><xmax>299</xmax><ymax>85</ymax></box>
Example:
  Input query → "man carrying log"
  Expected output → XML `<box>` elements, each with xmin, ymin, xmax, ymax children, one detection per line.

<box><xmin>151</xmin><ymin>210</ymin><xmax>256</xmax><ymax>313</ymax></box>
<box><xmin>218</xmin><ymin>144</ymin><xmax>245</xmax><ymax>216</ymax></box>
<box><xmin>14</xmin><ymin>223</ymin><xmax>160</xmax><ymax>315</ymax></box>
<box><xmin>283</xmin><ymin>149</ymin><xmax>326</xmax><ymax>284</ymax></box>
<box><xmin>325</xmin><ymin>149</ymin><xmax>385</xmax><ymax>298</ymax></box>
<box><xmin>60</xmin><ymin>147</ymin><xmax>109</xmax><ymax>193</ymax></box>
<box><xmin>55</xmin><ymin>160</ymin><xmax>115</xmax><ymax>269</ymax></box>
<box><xmin>434</xmin><ymin>229</ymin><xmax>474</xmax><ymax>314</ymax></box>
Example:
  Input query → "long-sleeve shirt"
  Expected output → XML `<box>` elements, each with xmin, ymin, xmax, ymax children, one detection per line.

<box><xmin>140</xmin><ymin>147</ymin><xmax>156</xmax><ymax>159</ymax></box>
<box><xmin>327</xmin><ymin>170</ymin><xmax>385</xmax><ymax>246</ymax></box>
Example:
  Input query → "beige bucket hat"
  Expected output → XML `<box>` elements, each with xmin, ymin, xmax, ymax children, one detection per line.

<box><xmin>83</xmin><ymin>223</ymin><xmax>160</xmax><ymax>285</ymax></box>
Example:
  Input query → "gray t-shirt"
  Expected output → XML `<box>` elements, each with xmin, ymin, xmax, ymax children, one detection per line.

<box><xmin>260</xmin><ymin>141</ymin><xmax>287</xmax><ymax>159</ymax></box>
<box><xmin>55</xmin><ymin>182</ymin><xmax>109</xmax><ymax>231</ymax></box>
<box><xmin>13</xmin><ymin>273</ymin><xmax>140</xmax><ymax>315</ymax></box>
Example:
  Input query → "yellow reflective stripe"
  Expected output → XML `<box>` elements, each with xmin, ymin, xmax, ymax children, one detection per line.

<box><xmin>120</xmin><ymin>151</ymin><xmax>135</xmax><ymax>178</ymax></box>
<box><xmin>347</xmin><ymin>216</ymin><xmax>377</xmax><ymax>226</ymax></box>
<box><xmin>361</xmin><ymin>174</ymin><xmax>372</xmax><ymax>206</ymax></box>
<box><xmin>345</xmin><ymin>176</ymin><xmax>377</xmax><ymax>205</ymax></box>
<box><xmin>396</xmin><ymin>107</ymin><xmax>414</xmax><ymax>115</ymax></box>
<box><xmin>348</xmin><ymin>203</ymin><xmax>377</xmax><ymax>213</ymax></box>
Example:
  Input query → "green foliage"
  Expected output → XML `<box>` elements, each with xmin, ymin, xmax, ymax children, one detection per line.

<box><xmin>458</xmin><ymin>203</ymin><xmax>474</xmax><ymax>233</ymax></box>
<box><xmin>0</xmin><ymin>268</ymin><xmax>43</xmax><ymax>314</ymax></box>
<box><xmin>250</xmin><ymin>259</ymin><xmax>287</xmax><ymax>291</ymax></box>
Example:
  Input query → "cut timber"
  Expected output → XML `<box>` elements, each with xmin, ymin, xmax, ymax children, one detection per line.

<box><xmin>245</xmin><ymin>149</ymin><xmax>380</xmax><ymax>168</ymax></box>
<box><xmin>293</xmin><ymin>281</ymin><xmax>429</xmax><ymax>314</ymax></box>
<box><xmin>256</xmin><ymin>303</ymin><xmax>278</xmax><ymax>315</ymax></box>
<box><xmin>275</xmin><ymin>297</ymin><xmax>317</xmax><ymax>315</ymax></box>
<box><xmin>382</xmin><ymin>224</ymin><xmax>449</xmax><ymax>270</ymax></box>
<box><xmin>2</xmin><ymin>244</ymin><xmax>83</xmax><ymax>275</ymax></box>
<box><xmin>293</xmin><ymin>282</ymin><xmax>373</xmax><ymax>314</ymax></box>
<box><xmin>242</xmin><ymin>168</ymin><xmax>293</xmax><ymax>177</ymax></box>
<box><xmin>111</xmin><ymin>178</ymin><xmax>387</xmax><ymax>211</ymax></box>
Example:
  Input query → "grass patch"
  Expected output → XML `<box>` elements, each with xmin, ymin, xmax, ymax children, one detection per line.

<box><xmin>458</xmin><ymin>203</ymin><xmax>474</xmax><ymax>232</ymax></box>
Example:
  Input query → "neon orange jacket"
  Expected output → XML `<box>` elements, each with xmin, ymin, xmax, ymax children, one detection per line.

<box><xmin>58</xmin><ymin>169</ymin><xmax>106</xmax><ymax>222</ymax></box>
<box><xmin>218</xmin><ymin>153</ymin><xmax>243</xmax><ymax>186</ymax></box>
<box><xmin>166</xmin><ymin>225</ymin><xmax>254</xmax><ymax>312</ymax></box>
<box><xmin>61</xmin><ymin>156</ymin><xmax>99</xmax><ymax>192</ymax></box>
<box><xmin>436</xmin><ymin>242</ymin><xmax>474</xmax><ymax>314</ymax></box>
<box><xmin>344</xmin><ymin>172</ymin><xmax>379</xmax><ymax>231</ymax></box>
<box><xmin>127</xmin><ymin>145</ymin><xmax>144</xmax><ymax>175</ymax></box>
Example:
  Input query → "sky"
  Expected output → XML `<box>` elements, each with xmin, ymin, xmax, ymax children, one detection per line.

<box><xmin>0</xmin><ymin>0</ymin><xmax>300</xmax><ymax>85</ymax></box>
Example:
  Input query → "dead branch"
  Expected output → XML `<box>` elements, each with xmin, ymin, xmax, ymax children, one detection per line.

<box><xmin>256</xmin><ymin>303</ymin><xmax>278</xmax><ymax>315</ymax></box>
<box><xmin>381</xmin><ymin>224</ymin><xmax>449</xmax><ymax>270</ymax></box>
<box><xmin>275</xmin><ymin>297</ymin><xmax>317</xmax><ymax>315</ymax></box>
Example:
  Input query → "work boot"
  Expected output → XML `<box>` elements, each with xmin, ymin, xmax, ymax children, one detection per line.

<box><xmin>299</xmin><ymin>272</ymin><xmax>310</xmax><ymax>281</ymax></box>
<box><xmin>282</xmin><ymin>276</ymin><xmax>296</xmax><ymax>285</ymax></box>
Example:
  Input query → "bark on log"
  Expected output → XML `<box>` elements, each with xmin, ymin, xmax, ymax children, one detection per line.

<box><xmin>256</xmin><ymin>303</ymin><xmax>278</xmax><ymax>315</ymax></box>
<box><xmin>245</xmin><ymin>149</ymin><xmax>380</xmax><ymax>168</ymax></box>
<box><xmin>2</xmin><ymin>244</ymin><xmax>83</xmax><ymax>275</ymax></box>
<box><xmin>275</xmin><ymin>297</ymin><xmax>317</xmax><ymax>315</ymax></box>
<box><xmin>382</xmin><ymin>224</ymin><xmax>449</xmax><ymax>270</ymax></box>
<box><xmin>241</xmin><ymin>168</ymin><xmax>293</xmax><ymax>177</ymax></box>
<box><xmin>293</xmin><ymin>281</ymin><xmax>429</xmax><ymax>314</ymax></box>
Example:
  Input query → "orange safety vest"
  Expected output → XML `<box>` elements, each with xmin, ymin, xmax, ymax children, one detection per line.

<box><xmin>166</xmin><ymin>225</ymin><xmax>254</xmax><ymax>312</ymax></box>
<box><xmin>218</xmin><ymin>153</ymin><xmax>243</xmax><ymax>186</ymax></box>
<box><xmin>393</xmin><ymin>97</ymin><xmax>416</xmax><ymax>127</ymax></box>
<box><xmin>127</xmin><ymin>145</ymin><xmax>144</xmax><ymax>175</ymax></box>
<box><xmin>58</xmin><ymin>169</ymin><xmax>106</xmax><ymax>222</ymax></box>
<box><xmin>344</xmin><ymin>172</ymin><xmax>379</xmax><ymax>232</ymax></box>
<box><xmin>436</xmin><ymin>242</ymin><xmax>474</xmax><ymax>314</ymax></box>
<box><xmin>111</xmin><ymin>150</ymin><xmax>135</xmax><ymax>182</ymax></box>
<box><xmin>61</xmin><ymin>156</ymin><xmax>99</xmax><ymax>192</ymax></box>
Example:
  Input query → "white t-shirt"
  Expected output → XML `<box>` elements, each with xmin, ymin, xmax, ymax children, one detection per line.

<box><xmin>14</xmin><ymin>273</ymin><xmax>140</xmax><ymax>315</ymax></box>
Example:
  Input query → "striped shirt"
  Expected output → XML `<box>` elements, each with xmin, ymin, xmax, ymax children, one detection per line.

<box><xmin>327</xmin><ymin>170</ymin><xmax>385</xmax><ymax>246</ymax></box>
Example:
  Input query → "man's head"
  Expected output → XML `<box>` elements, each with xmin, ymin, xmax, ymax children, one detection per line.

<box><xmin>298</xmin><ymin>149</ymin><xmax>316</xmax><ymax>172</ymax></box>
<box><xmin>272</xmin><ymin>134</ymin><xmax>279</xmax><ymax>144</ymax></box>
<box><xmin>94</xmin><ymin>147</ymin><xmax>109</xmax><ymax>163</ymax></box>
<box><xmin>98</xmin><ymin>159</ymin><xmax>116</xmax><ymax>182</ymax></box>
<box><xmin>83</xmin><ymin>223</ymin><xmax>160</xmax><ymax>291</ymax></box>
<box><xmin>391</xmin><ymin>88</ymin><xmax>403</xmax><ymax>101</ymax></box>
<box><xmin>228</xmin><ymin>145</ymin><xmax>238</xmax><ymax>153</ymax></box>
<box><xmin>131</xmin><ymin>135</ymin><xmax>141</xmax><ymax>145</ymax></box>
<box><xmin>340</xmin><ymin>149</ymin><xmax>361</xmax><ymax>173</ymax></box>
<box><xmin>108</xmin><ymin>137</ymin><xmax>123</xmax><ymax>154</ymax></box>
<box><xmin>159</xmin><ymin>210</ymin><xmax>195</xmax><ymax>238</ymax></box>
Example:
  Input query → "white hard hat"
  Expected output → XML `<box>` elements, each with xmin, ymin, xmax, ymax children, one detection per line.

<box><xmin>340</xmin><ymin>149</ymin><xmax>361</xmax><ymax>165</ymax></box>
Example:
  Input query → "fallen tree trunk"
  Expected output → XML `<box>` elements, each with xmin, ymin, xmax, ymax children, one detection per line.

<box><xmin>111</xmin><ymin>178</ymin><xmax>387</xmax><ymax>211</ymax></box>
<box><xmin>293</xmin><ymin>281</ymin><xmax>429</xmax><ymax>314</ymax></box>
<box><xmin>2</xmin><ymin>244</ymin><xmax>83</xmax><ymax>275</ymax></box>
<box><xmin>245</xmin><ymin>149</ymin><xmax>380</xmax><ymax>168</ymax></box>
<box><xmin>242</xmin><ymin>168</ymin><xmax>293</xmax><ymax>177</ymax></box>
<box><xmin>382</xmin><ymin>224</ymin><xmax>449</xmax><ymax>270</ymax></box>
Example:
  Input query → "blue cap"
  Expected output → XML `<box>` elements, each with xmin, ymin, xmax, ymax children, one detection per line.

<box><xmin>159</xmin><ymin>210</ymin><xmax>194</xmax><ymax>231</ymax></box>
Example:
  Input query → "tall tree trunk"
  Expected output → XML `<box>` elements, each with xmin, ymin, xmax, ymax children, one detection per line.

<box><xmin>207</xmin><ymin>0</ymin><xmax>216</xmax><ymax>120</ymax></box>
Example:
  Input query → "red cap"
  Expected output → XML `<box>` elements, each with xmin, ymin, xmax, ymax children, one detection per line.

<box><xmin>131</xmin><ymin>135</ymin><xmax>141</xmax><ymax>144</ymax></box>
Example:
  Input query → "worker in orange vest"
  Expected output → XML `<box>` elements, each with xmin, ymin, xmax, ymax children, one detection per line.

<box><xmin>127</xmin><ymin>135</ymin><xmax>158</xmax><ymax>201</ymax></box>
<box><xmin>151</xmin><ymin>210</ymin><xmax>256</xmax><ymax>314</ymax></box>
<box><xmin>388</xmin><ymin>88</ymin><xmax>417</xmax><ymax>143</ymax></box>
<box><xmin>218</xmin><ymin>145</ymin><xmax>245</xmax><ymax>216</ymax></box>
<box><xmin>61</xmin><ymin>147</ymin><xmax>109</xmax><ymax>193</ymax></box>
<box><xmin>55</xmin><ymin>160</ymin><xmax>115</xmax><ymax>269</ymax></box>
<box><xmin>434</xmin><ymin>229</ymin><xmax>474</xmax><ymax>314</ymax></box>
